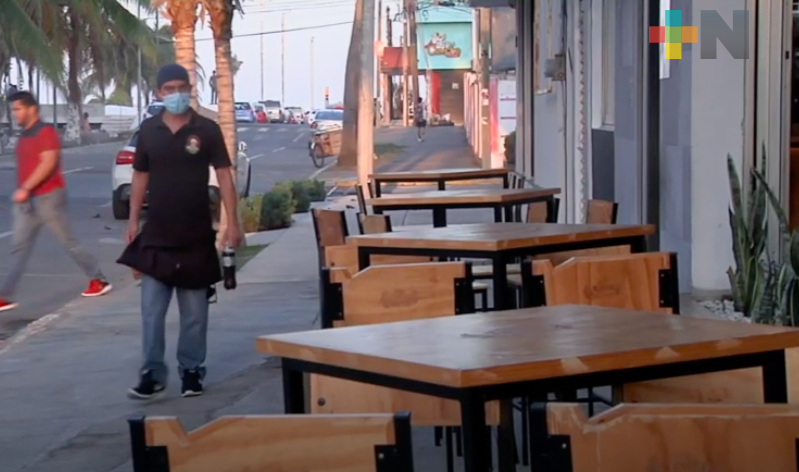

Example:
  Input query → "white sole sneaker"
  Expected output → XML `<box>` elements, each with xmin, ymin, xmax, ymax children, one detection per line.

<box><xmin>0</xmin><ymin>302</ymin><xmax>18</xmax><ymax>313</ymax></box>
<box><xmin>82</xmin><ymin>283</ymin><xmax>113</xmax><ymax>298</ymax></box>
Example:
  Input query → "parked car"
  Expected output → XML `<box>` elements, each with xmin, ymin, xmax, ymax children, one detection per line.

<box><xmin>260</xmin><ymin>100</ymin><xmax>283</xmax><ymax>123</ymax></box>
<box><xmin>306</xmin><ymin>109</ymin><xmax>320</xmax><ymax>127</ymax></box>
<box><xmin>310</xmin><ymin>109</ymin><xmax>344</xmax><ymax>131</ymax></box>
<box><xmin>285</xmin><ymin>106</ymin><xmax>305</xmax><ymax>124</ymax></box>
<box><xmin>111</xmin><ymin>131</ymin><xmax>252</xmax><ymax>220</ymax></box>
<box><xmin>254</xmin><ymin>105</ymin><xmax>268</xmax><ymax>123</ymax></box>
<box><xmin>141</xmin><ymin>100</ymin><xmax>165</xmax><ymax>123</ymax></box>
<box><xmin>234</xmin><ymin>102</ymin><xmax>256</xmax><ymax>123</ymax></box>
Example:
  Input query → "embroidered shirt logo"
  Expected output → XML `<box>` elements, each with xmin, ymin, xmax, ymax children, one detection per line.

<box><xmin>185</xmin><ymin>135</ymin><xmax>201</xmax><ymax>155</ymax></box>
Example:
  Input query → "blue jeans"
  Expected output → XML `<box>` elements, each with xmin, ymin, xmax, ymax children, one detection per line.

<box><xmin>140</xmin><ymin>274</ymin><xmax>209</xmax><ymax>384</ymax></box>
<box><xmin>0</xmin><ymin>188</ymin><xmax>105</xmax><ymax>299</ymax></box>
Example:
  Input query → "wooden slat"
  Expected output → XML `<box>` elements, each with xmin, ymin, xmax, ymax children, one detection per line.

<box><xmin>367</xmin><ymin>188</ymin><xmax>560</xmax><ymax>207</ymax></box>
<box><xmin>257</xmin><ymin>305</ymin><xmax>799</xmax><ymax>388</ymax></box>
<box><xmin>526</xmin><ymin>201</ymin><xmax>549</xmax><ymax>223</ymax></box>
<box><xmin>532</xmin><ymin>245</ymin><xmax>630</xmax><ymax>267</ymax></box>
<box><xmin>546</xmin><ymin>403</ymin><xmax>799</xmax><ymax>472</ymax></box>
<box><xmin>586</xmin><ymin>199</ymin><xmax>617</xmax><ymax>224</ymax></box>
<box><xmin>359</xmin><ymin>214</ymin><xmax>391</xmax><ymax>234</ymax></box>
<box><xmin>313</xmin><ymin>209</ymin><xmax>347</xmax><ymax>247</ymax></box>
<box><xmin>142</xmin><ymin>414</ymin><xmax>397</xmax><ymax>472</ymax></box>
<box><xmin>324</xmin><ymin>245</ymin><xmax>431</xmax><ymax>275</ymax></box>
<box><xmin>347</xmin><ymin>223</ymin><xmax>655</xmax><ymax>252</ymax></box>
<box><xmin>370</xmin><ymin>167</ymin><xmax>511</xmax><ymax>181</ymax></box>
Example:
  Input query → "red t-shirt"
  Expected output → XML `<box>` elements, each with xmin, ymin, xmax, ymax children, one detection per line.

<box><xmin>16</xmin><ymin>122</ymin><xmax>65</xmax><ymax>196</ymax></box>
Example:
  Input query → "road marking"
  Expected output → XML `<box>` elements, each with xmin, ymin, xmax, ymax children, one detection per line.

<box><xmin>258</xmin><ymin>128</ymin><xmax>269</xmax><ymax>133</ymax></box>
<box><xmin>239</xmin><ymin>127</ymin><xmax>250</xmax><ymax>132</ymax></box>
<box><xmin>248</xmin><ymin>153</ymin><xmax>265</xmax><ymax>160</ymax></box>
<box><xmin>308</xmin><ymin>157</ymin><xmax>338</xmax><ymax>180</ymax></box>
<box><xmin>0</xmin><ymin>231</ymin><xmax>11</xmax><ymax>239</ymax></box>
<box><xmin>292</xmin><ymin>132</ymin><xmax>306</xmax><ymax>143</ymax></box>
<box><xmin>63</xmin><ymin>166</ymin><xmax>94</xmax><ymax>175</ymax></box>
<box><xmin>273</xmin><ymin>147</ymin><xmax>286</xmax><ymax>153</ymax></box>
<box><xmin>98</xmin><ymin>201</ymin><xmax>112</xmax><ymax>208</ymax></box>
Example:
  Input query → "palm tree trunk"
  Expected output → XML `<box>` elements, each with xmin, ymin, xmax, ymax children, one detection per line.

<box><xmin>337</xmin><ymin>0</ymin><xmax>365</xmax><ymax>167</ymax></box>
<box><xmin>65</xmin><ymin>8</ymin><xmax>82</xmax><ymax>144</ymax></box>
<box><xmin>168</xmin><ymin>0</ymin><xmax>199</xmax><ymax>110</ymax></box>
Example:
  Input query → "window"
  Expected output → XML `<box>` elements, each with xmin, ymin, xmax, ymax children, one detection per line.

<box><xmin>591</xmin><ymin>0</ymin><xmax>616</xmax><ymax>129</ymax></box>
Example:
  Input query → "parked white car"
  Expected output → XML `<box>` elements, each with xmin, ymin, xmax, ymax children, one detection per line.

<box><xmin>306</xmin><ymin>109</ymin><xmax>319</xmax><ymax>127</ymax></box>
<box><xmin>111</xmin><ymin>131</ymin><xmax>252</xmax><ymax>220</ymax></box>
<box><xmin>310</xmin><ymin>109</ymin><xmax>344</xmax><ymax>131</ymax></box>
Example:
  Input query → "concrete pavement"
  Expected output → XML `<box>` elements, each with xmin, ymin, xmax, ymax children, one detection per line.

<box><xmin>0</xmin><ymin>123</ymin><xmax>319</xmax><ymax>343</ymax></box>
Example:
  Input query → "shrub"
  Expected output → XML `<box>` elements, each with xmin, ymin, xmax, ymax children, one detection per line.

<box><xmin>260</xmin><ymin>185</ymin><xmax>295</xmax><ymax>230</ymax></box>
<box><xmin>290</xmin><ymin>181</ymin><xmax>312</xmax><ymax>213</ymax></box>
<box><xmin>239</xmin><ymin>195</ymin><xmax>263</xmax><ymax>233</ymax></box>
<box><xmin>303</xmin><ymin>179</ymin><xmax>327</xmax><ymax>202</ymax></box>
<box><xmin>504</xmin><ymin>131</ymin><xmax>516</xmax><ymax>166</ymax></box>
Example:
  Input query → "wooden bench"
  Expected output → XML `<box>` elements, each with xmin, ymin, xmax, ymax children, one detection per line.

<box><xmin>530</xmin><ymin>402</ymin><xmax>799</xmax><ymax>472</ymax></box>
<box><xmin>128</xmin><ymin>412</ymin><xmax>413</xmax><ymax>472</ymax></box>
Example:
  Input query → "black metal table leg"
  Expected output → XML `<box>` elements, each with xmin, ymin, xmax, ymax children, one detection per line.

<box><xmin>630</xmin><ymin>235</ymin><xmax>648</xmax><ymax>253</ymax></box>
<box><xmin>502</xmin><ymin>174</ymin><xmax>509</xmax><ymax>189</ymax></box>
<box><xmin>545</xmin><ymin>197</ymin><xmax>557</xmax><ymax>223</ymax></box>
<box><xmin>460</xmin><ymin>391</ymin><xmax>492</xmax><ymax>472</ymax></box>
<box><xmin>374</xmin><ymin>180</ymin><xmax>383</xmax><ymax>197</ymax></box>
<box><xmin>503</xmin><ymin>204</ymin><xmax>514</xmax><ymax>223</ymax></box>
<box><xmin>496</xmin><ymin>399</ymin><xmax>516</xmax><ymax>472</ymax></box>
<box><xmin>281</xmin><ymin>360</ymin><xmax>306</xmax><ymax>414</ymax></box>
<box><xmin>438</xmin><ymin>179</ymin><xmax>447</xmax><ymax>191</ymax></box>
<box><xmin>491</xmin><ymin>254</ymin><xmax>509</xmax><ymax>311</ymax></box>
<box><xmin>493</xmin><ymin>207</ymin><xmax>503</xmax><ymax>223</ymax></box>
<box><xmin>762</xmin><ymin>350</ymin><xmax>789</xmax><ymax>403</ymax></box>
<box><xmin>433</xmin><ymin>207</ymin><xmax>447</xmax><ymax>227</ymax></box>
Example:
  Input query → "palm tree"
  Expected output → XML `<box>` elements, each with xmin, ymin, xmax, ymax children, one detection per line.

<box><xmin>156</xmin><ymin>0</ymin><xmax>201</xmax><ymax>109</ymax></box>
<box><xmin>337</xmin><ymin>0</ymin><xmax>365</xmax><ymax>167</ymax></box>
<box><xmin>207</xmin><ymin>0</ymin><xmax>242</xmax><ymax>248</ymax></box>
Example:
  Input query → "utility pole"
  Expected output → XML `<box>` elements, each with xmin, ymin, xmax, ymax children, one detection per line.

<box><xmin>479</xmin><ymin>8</ymin><xmax>492</xmax><ymax>167</ymax></box>
<box><xmin>260</xmin><ymin>20</ymin><xmax>265</xmax><ymax>100</ymax></box>
<box><xmin>386</xmin><ymin>6</ymin><xmax>393</xmax><ymax>124</ymax></box>
<box><xmin>310</xmin><ymin>36</ymin><xmax>315</xmax><ymax>110</ymax></box>
<box><xmin>357</xmin><ymin>0</ymin><xmax>376</xmax><ymax>188</ymax></box>
<box><xmin>376</xmin><ymin>0</ymin><xmax>383</xmax><ymax>125</ymax></box>
<box><xmin>401</xmin><ymin>20</ymin><xmax>409</xmax><ymax>126</ymax></box>
<box><xmin>281</xmin><ymin>12</ymin><xmax>286</xmax><ymax>105</ymax></box>
<box><xmin>136</xmin><ymin>2</ymin><xmax>142</xmax><ymax>125</ymax></box>
<box><xmin>408</xmin><ymin>0</ymin><xmax>420</xmax><ymax>113</ymax></box>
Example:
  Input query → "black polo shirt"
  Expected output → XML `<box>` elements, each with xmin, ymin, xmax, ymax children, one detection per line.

<box><xmin>133</xmin><ymin>111</ymin><xmax>231</xmax><ymax>248</ymax></box>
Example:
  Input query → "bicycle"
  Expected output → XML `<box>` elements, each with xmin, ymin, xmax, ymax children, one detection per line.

<box><xmin>308</xmin><ymin>135</ymin><xmax>328</xmax><ymax>169</ymax></box>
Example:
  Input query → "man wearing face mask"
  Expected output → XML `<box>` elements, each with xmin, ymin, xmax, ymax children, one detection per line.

<box><xmin>119</xmin><ymin>64</ymin><xmax>242</xmax><ymax>400</ymax></box>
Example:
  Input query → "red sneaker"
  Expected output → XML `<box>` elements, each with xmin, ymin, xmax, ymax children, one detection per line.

<box><xmin>82</xmin><ymin>280</ymin><xmax>113</xmax><ymax>298</ymax></box>
<box><xmin>0</xmin><ymin>298</ymin><xmax>18</xmax><ymax>312</ymax></box>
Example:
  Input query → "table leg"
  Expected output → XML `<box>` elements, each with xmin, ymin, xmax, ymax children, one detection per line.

<box><xmin>374</xmin><ymin>180</ymin><xmax>383</xmax><ymax>197</ymax></box>
<box><xmin>492</xmin><ymin>254</ymin><xmax>509</xmax><ymax>311</ymax></box>
<box><xmin>460</xmin><ymin>392</ymin><xmax>492</xmax><ymax>472</ymax></box>
<box><xmin>502</xmin><ymin>174</ymin><xmax>509</xmax><ymax>189</ymax></box>
<box><xmin>546</xmin><ymin>197</ymin><xmax>558</xmax><ymax>223</ymax></box>
<box><xmin>503</xmin><ymin>204</ymin><xmax>514</xmax><ymax>223</ymax></box>
<box><xmin>630</xmin><ymin>235</ymin><xmax>648</xmax><ymax>253</ymax></box>
<box><xmin>762</xmin><ymin>350</ymin><xmax>789</xmax><ymax>403</ymax></box>
<box><xmin>433</xmin><ymin>208</ymin><xmax>447</xmax><ymax>227</ymax></box>
<box><xmin>281</xmin><ymin>360</ymin><xmax>306</xmax><ymax>414</ymax></box>
<box><xmin>496</xmin><ymin>400</ymin><xmax>516</xmax><ymax>472</ymax></box>
<box><xmin>438</xmin><ymin>179</ymin><xmax>446</xmax><ymax>191</ymax></box>
<box><xmin>493</xmin><ymin>207</ymin><xmax>503</xmax><ymax>223</ymax></box>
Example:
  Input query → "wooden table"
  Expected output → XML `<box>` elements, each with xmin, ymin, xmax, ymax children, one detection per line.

<box><xmin>370</xmin><ymin>167</ymin><xmax>513</xmax><ymax>196</ymax></box>
<box><xmin>367</xmin><ymin>187</ymin><xmax>560</xmax><ymax>227</ymax></box>
<box><xmin>258</xmin><ymin>305</ymin><xmax>799</xmax><ymax>472</ymax></box>
<box><xmin>347</xmin><ymin>222</ymin><xmax>655</xmax><ymax>310</ymax></box>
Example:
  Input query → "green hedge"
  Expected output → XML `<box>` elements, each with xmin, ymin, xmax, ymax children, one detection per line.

<box><xmin>239</xmin><ymin>179</ymin><xmax>328</xmax><ymax>232</ymax></box>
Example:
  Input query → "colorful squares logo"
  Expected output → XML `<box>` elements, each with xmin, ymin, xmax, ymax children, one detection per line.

<box><xmin>649</xmin><ymin>10</ymin><xmax>698</xmax><ymax>60</ymax></box>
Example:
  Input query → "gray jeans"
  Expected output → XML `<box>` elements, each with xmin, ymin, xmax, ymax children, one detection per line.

<box><xmin>140</xmin><ymin>274</ymin><xmax>209</xmax><ymax>384</ymax></box>
<box><xmin>0</xmin><ymin>188</ymin><xmax>104</xmax><ymax>299</ymax></box>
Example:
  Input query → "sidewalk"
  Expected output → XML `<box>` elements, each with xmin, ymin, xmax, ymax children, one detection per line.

<box><xmin>319</xmin><ymin>125</ymin><xmax>483</xmax><ymax>188</ymax></box>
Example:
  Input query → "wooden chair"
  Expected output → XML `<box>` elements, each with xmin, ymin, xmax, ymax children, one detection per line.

<box><xmin>311</xmin><ymin>208</ymin><xmax>349</xmax><ymax>267</ymax></box>
<box><xmin>315</xmin><ymin>261</ymin><xmax>502</xmax><ymax>468</ymax></box>
<box><xmin>529</xmin><ymin>402</ymin><xmax>799</xmax><ymax>472</ymax></box>
<box><xmin>354</xmin><ymin>213</ymin><xmax>491</xmax><ymax>311</ymax></box>
<box><xmin>128</xmin><ymin>412</ymin><xmax>414</xmax><ymax>472</ymax></box>
<box><xmin>586</xmin><ymin>198</ymin><xmax>618</xmax><ymax>224</ymax></box>
<box><xmin>354</xmin><ymin>183</ymin><xmax>369</xmax><ymax>215</ymax></box>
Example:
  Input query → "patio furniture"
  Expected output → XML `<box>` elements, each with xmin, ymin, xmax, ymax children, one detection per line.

<box><xmin>128</xmin><ymin>413</ymin><xmax>413</xmax><ymax>472</ymax></box>
<box><xmin>347</xmin><ymin>222</ymin><xmax>654</xmax><ymax>310</ymax></box>
<box><xmin>586</xmin><ymin>198</ymin><xmax>619</xmax><ymax>224</ymax></box>
<box><xmin>311</xmin><ymin>208</ymin><xmax>348</xmax><ymax>267</ymax></box>
<box><xmin>367</xmin><ymin>187</ymin><xmax>561</xmax><ymax>227</ymax></box>
<box><xmin>530</xmin><ymin>402</ymin><xmax>799</xmax><ymax>472</ymax></box>
<box><xmin>259</xmin><ymin>305</ymin><xmax>798</xmax><ymax>472</ymax></box>
<box><xmin>370</xmin><ymin>167</ymin><xmax>512</xmax><ymax>196</ymax></box>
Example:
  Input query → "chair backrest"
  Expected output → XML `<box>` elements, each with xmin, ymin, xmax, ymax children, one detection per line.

<box><xmin>324</xmin><ymin>245</ymin><xmax>431</xmax><ymax>275</ymax></box>
<box><xmin>355</xmin><ymin>184</ymin><xmax>368</xmax><ymax>215</ymax></box>
<box><xmin>129</xmin><ymin>413</ymin><xmax>414</xmax><ymax>472</ymax></box>
<box><xmin>323</xmin><ymin>261</ymin><xmax>475</xmax><ymax>327</ymax></box>
<box><xmin>531</xmin><ymin>403</ymin><xmax>799</xmax><ymax>472</ymax></box>
<box><xmin>521</xmin><ymin>252</ymin><xmax>679</xmax><ymax>314</ymax></box>
<box><xmin>359</xmin><ymin>213</ymin><xmax>392</xmax><ymax>234</ymax></box>
<box><xmin>585</xmin><ymin>199</ymin><xmax>618</xmax><ymax>224</ymax></box>
<box><xmin>312</xmin><ymin>209</ymin><xmax>349</xmax><ymax>266</ymax></box>
<box><xmin>533</xmin><ymin>244</ymin><xmax>630</xmax><ymax>266</ymax></box>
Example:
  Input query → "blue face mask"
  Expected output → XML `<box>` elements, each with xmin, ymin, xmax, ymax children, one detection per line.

<box><xmin>163</xmin><ymin>92</ymin><xmax>191</xmax><ymax>114</ymax></box>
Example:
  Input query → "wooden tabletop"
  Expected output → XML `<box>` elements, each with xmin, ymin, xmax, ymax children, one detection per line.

<box><xmin>366</xmin><ymin>188</ymin><xmax>560</xmax><ymax>207</ymax></box>
<box><xmin>370</xmin><ymin>168</ymin><xmax>512</xmax><ymax>181</ymax></box>
<box><xmin>346</xmin><ymin>222</ymin><xmax>654</xmax><ymax>251</ymax></box>
<box><xmin>257</xmin><ymin>305</ymin><xmax>799</xmax><ymax>388</ymax></box>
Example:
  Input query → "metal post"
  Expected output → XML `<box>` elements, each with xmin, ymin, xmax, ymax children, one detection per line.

<box><xmin>261</xmin><ymin>20</ymin><xmax>265</xmax><ymax>100</ymax></box>
<box><xmin>136</xmin><ymin>3</ymin><xmax>142</xmax><ymax>125</ymax></box>
<box><xmin>408</xmin><ymin>0</ymin><xmax>419</xmax><ymax>112</ymax></box>
<box><xmin>310</xmin><ymin>36</ymin><xmax>315</xmax><ymax>110</ymax></box>
<box><xmin>401</xmin><ymin>13</ymin><xmax>409</xmax><ymax>126</ymax></box>
<box><xmin>357</xmin><ymin>0</ymin><xmax>376</xmax><ymax>188</ymax></box>
<box><xmin>479</xmin><ymin>8</ymin><xmax>492</xmax><ymax>168</ymax></box>
<box><xmin>387</xmin><ymin>6</ymin><xmax>393</xmax><ymax>122</ymax></box>
<box><xmin>281</xmin><ymin>12</ymin><xmax>286</xmax><ymax>105</ymax></box>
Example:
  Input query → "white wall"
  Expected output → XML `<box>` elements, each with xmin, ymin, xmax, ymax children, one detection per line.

<box><xmin>689</xmin><ymin>0</ymin><xmax>746</xmax><ymax>291</ymax></box>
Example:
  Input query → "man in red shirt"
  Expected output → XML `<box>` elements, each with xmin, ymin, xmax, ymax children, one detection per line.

<box><xmin>0</xmin><ymin>91</ymin><xmax>111</xmax><ymax>312</ymax></box>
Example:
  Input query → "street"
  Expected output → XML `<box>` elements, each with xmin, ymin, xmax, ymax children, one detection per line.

<box><xmin>0</xmin><ymin>122</ymin><xmax>318</xmax><ymax>341</ymax></box>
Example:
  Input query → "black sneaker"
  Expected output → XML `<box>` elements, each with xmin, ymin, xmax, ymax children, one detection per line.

<box><xmin>181</xmin><ymin>371</ymin><xmax>204</xmax><ymax>397</ymax></box>
<box><xmin>127</xmin><ymin>370</ymin><xmax>165</xmax><ymax>400</ymax></box>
